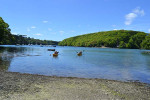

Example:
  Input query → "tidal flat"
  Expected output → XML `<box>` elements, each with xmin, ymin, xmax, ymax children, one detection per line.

<box><xmin>0</xmin><ymin>71</ymin><xmax>150</xmax><ymax>100</ymax></box>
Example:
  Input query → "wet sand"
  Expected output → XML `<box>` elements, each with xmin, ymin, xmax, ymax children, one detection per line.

<box><xmin>0</xmin><ymin>71</ymin><xmax>150</xmax><ymax>100</ymax></box>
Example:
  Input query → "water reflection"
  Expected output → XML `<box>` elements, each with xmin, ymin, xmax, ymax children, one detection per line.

<box><xmin>0</xmin><ymin>47</ymin><xmax>40</xmax><ymax>71</ymax></box>
<box><xmin>52</xmin><ymin>56</ymin><xmax>59</xmax><ymax>59</ymax></box>
<box><xmin>0</xmin><ymin>47</ymin><xmax>13</xmax><ymax>71</ymax></box>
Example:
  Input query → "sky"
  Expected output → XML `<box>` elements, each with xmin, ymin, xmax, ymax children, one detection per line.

<box><xmin>0</xmin><ymin>0</ymin><xmax>150</xmax><ymax>41</ymax></box>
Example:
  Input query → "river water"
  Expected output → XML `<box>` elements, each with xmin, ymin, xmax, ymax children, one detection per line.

<box><xmin>0</xmin><ymin>45</ymin><xmax>150</xmax><ymax>83</ymax></box>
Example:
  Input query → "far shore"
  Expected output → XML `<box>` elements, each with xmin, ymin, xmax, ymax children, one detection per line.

<box><xmin>1</xmin><ymin>45</ymin><xmax>150</xmax><ymax>50</ymax></box>
<box><xmin>0</xmin><ymin>71</ymin><xmax>150</xmax><ymax>100</ymax></box>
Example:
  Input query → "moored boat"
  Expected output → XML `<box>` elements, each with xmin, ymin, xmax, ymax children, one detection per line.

<box><xmin>53</xmin><ymin>51</ymin><xmax>59</xmax><ymax>56</ymax></box>
<box><xmin>48</xmin><ymin>49</ymin><xmax>55</xmax><ymax>51</ymax></box>
<box><xmin>53</xmin><ymin>54</ymin><xmax>58</xmax><ymax>56</ymax></box>
<box><xmin>77</xmin><ymin>51</ymin><xmax>82</xmax><ymax>56</ymax></box>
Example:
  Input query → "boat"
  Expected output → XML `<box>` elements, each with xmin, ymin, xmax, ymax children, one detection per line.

<box><xmin>53</xmin><ymin>51</ymin><xmax>59</xmax><ymax>56</ymax></box>
<box><xmin>16</xmin><ymin>44</ymin><xmax>20</xmax><ymax>46</ymax></box>
<box><xmin>77</xmin><ymin>53</ymin><xmax>82</xmax><ymax>56</ymax></box>
<box><xmin>40</xmin><ymin>44</ymin><xmax>43</xmax><ymax>47</ymax></box>
<box><xmin>48</xmin><ymin>49</ymin><xmax>55</xmax><ymax>51</ymax></box>
<box><xmin>53</xmin><ymin>54</ymin><xmax>58</xmax><ymax>56</ymax></box>
<box><xmin>77</xmin><ymin>52</ymin><xmax>82</xmax><ymax>56</ymax></box>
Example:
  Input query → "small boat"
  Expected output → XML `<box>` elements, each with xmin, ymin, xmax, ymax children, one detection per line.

<box><xmin>77</xmin><ymin>53</ymin><xmax>82</xmax><ymax>56</ymax></box>
<box><xmin>48</xmin><ymin>49</ymin><xmax>55</xmax><ymax>51</ymax></box>
<box><xmin>40</xmin><ymin>44</ymin><xmax>43</xmax><ymax>47</ymax></box>
<box><xmin>53</xmin><ymin>51</ymin><xmax>59</xmax><ymax>56</ymax></box>
<box><xmin>77</xmin><ymin>51</ymin><xmax>82</xmax><ymax>56</ymax></box>
<box><xmin>16</xmin><ymin>44</ymin><xmax>20</xmax><ymax>46</ymax></box>
<box><xmin>53</xmin><ymin>54</ymin><xmax>58</xmax><ymax>56</ymax></box>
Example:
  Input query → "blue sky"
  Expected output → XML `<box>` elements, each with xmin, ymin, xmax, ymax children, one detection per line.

<box><xmin>0</xmin><ymin>0</ymin><xmax>150</xmax><ymax>41</ymax></box>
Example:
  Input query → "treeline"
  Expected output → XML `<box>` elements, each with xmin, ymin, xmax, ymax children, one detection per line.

<box><xmin>0</xmin><ymin>17</ymin><xmax>59</xmax><ymax>45</ymax></box>
<box><xmin>59</xmin><ymin>30</ymin><xmax>150</xmax><ymax>49</ymax></box>
<box><xmin>11</xmin><ymin>35</ymin><xmax>59</xmax><ymax>45</ymax></box>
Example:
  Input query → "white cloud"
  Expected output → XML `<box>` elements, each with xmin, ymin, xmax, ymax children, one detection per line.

<box><xmin>27</xmin><ymin>26</ymin><xmax>36</xmax><ymax>32</ymax></box>
<box><xmin>133</xmin><ymin>7</ymin><xmax>145</xmax><ymax>16</ymax></box>
<box><xmin>125</xmin><ymin>13</ymin><xmax>137</xmax><ymax>25</ymax></box>
<box><xmin>34</xmin><ymin>33</ymin><xmax>42</xmax><ymax>36</ymax></box>
<box><xmin>148</xmin><ymin>29</ymin><xmax>150</xmax><ymax>33</ymax></box>
<box><xmin>125</xmin><ymin>7</ymin><xmax>145</xmax><ymax>25</ymax></box>
<box><xmin>31</xmin><ymin>26</ymin><xmax>36</xmax><ymax>29</ymax></box>
<box><xmin>27</xmin><ymin>28</ymin><xmax>31</xmax><ymax>32</ymax></box>
<box><xmin>113</xmin><ymin>29</ymin><xmax>118</xmax><ymax>30</ymax></box>
<box><xmin>48</xmin><ymin>28</ymin><xmax>52</xmax><ymax>31</ymax></box>
<box><xmin>12</xmin><ymin>32</ymin><xmax>19</xmax><ymax>35</ymax></box>
<box><xmin>43</xmin><ymin>21</ymin><xmax>48</xmax><ymax>23</ymax></box>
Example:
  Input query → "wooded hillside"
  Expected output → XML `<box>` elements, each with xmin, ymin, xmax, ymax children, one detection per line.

<box><xmin>59</xmin><ymin>30</ymin><xmax>150</xmax><ymax>49</ymax></box>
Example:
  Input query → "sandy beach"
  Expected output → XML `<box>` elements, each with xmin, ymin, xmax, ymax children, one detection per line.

<box><xmin>0</xmin><ymin>71</ymin><xmax>150</xmax><ymax>100</ymax></box>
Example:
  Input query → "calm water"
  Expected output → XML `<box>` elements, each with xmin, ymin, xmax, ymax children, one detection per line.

<box><xmin>0</xmin><ymin>45</ymin><xmax>150</xmax><ymax>83</ymax></box>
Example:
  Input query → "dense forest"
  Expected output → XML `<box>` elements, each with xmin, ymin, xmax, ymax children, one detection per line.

<box><xmin>0</xmin><ymin>17</ymin><xmax>59</xmax><ymax>45</ymax></box>
<box><xmin>59</xmin><ymin>30</ymin><xmax>150</xmax><ymax>49</ymax></box>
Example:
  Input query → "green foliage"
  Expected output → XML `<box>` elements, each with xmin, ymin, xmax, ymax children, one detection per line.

<box><xmin>141</xmin><ymin>34</ymin><xmax>150</xmax><ymax>49</ymax></box>
<box><xmin>127</xmin><ymin>33</ymin><xmax>146</xmax><ymax>49</ymax></box>
<box><xmin>119</xmin><ymin>41</ymin><xmax>126</xmax><ymax>48</ymax></box>
<box><xmin>59</xmin><ymin>30</ymin><xmax>149</xmax><ymax>49</ymax></box>
<box><xmin>10</xmin><ymin>35</ymin><xmax>59</xmax><ymax>45</ymax></box>
<box><xmin>0</xmin><ymin>17</ymin><xmax>12</xmax><ymax>44</ymax></box>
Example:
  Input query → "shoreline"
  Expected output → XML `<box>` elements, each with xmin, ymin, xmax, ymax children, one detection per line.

<box><xmin>4</xmin><ymin>71</ymin><xmax>150</xmax><ymax>85</ymax></box>
<box><xmin>0</xmin><ymin>71</ymin><xmax>150</xmax><ymax>100</ymax></box>
<box><xmin>1</xmin><ymin>45</ymin><xmax>150</xmax><ymax>50</ymax></box>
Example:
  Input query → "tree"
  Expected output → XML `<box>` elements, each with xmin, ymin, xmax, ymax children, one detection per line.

<box><xmin>119</xmin><ymin>41</ymin><xmax>126</xmax><ymax>48</ymax></box>
<box><xmin>59</xmin><ymin>30</ymin><xmax>147</xmax><ymax>49</ymax></box>
<box><xmin>141</xmin><ymin>35</ymin><xmax>150</xmax><ymax>49</ymax></box>
<box><xmin>0</xmin><ymin>17</ymin><xmax>12</xmax><ymax>44</ymax></box>
<box><xmin>127</xmin><ymin>33</ymin><xmax>146</xmax><ymax>49</ymax></box>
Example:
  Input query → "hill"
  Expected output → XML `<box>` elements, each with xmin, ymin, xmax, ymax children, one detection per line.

<box><xmin>59</xmin><ymin>30</ymin><xmax>150</xmax><ymax>49</ymax></box>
